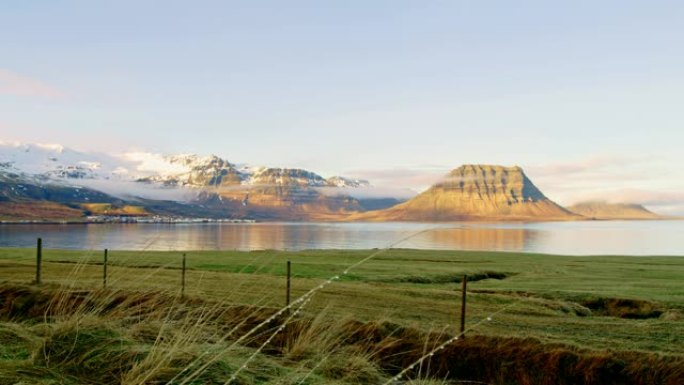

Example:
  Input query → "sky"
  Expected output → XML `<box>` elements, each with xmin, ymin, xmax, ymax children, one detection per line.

<box><xmin>1</xmin><ymin>1</ymin><xmax>684</xmax><ymax>213</ymax></box>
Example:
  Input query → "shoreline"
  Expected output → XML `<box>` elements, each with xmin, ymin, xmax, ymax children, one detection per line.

<box><xmin>1</xmin><ymin>216</ymin><xmax>681</xmax><ymax>225</ymax></box>
<box><xmin>0</xmin><ymin>217</ymin><xmax>257</xmax><ymax>225</ymax></box>
<box><xmin>0</xmin><ymin>246</ymin><xmax>683</xmax><ymax>258</ymax></box>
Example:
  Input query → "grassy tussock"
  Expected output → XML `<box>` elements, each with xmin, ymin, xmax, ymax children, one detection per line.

<box><xmin>381</xmin><ymin>271</ymin><xmax>511</xmax><ymax>284</ymax></box>
<box><xmin>581</xmin><ymin>297</ymin><xmax>664</xmax><ymax>319</ymax></box>
<box><xmin>0</xmin><ymin>283</ymin><xmax>682</xmax><ymax>385</ymax></box>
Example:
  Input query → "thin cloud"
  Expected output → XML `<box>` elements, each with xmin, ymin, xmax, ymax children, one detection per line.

<box><xmin>523</xmin><ymin>155</ymin><xmax>684</xmax><ymax>215</ymax></box>
<box><xmin>76</xmin><ymin>178</ymin><xmax>198</xmax><ymax>202</ymax></box>
<box><xmin>315</xmin><ymin>186</ymin><xmax>417</xmax><ymax>200</ymax></box>
<box><xmin>525</xmin><ymin>155</ymin><xmax>646</xmax><ymax>177</ymax></box>
<box><xmin>572</xmin><ymin>189</ymin><xmax>684</xmax><ymax>207</ymax></box>
<box><xmin>345</xmin><ymin>167</ymin><xmax>449</xmax><ymax>192</ymax></box>
<box><xmin>0</xmin><ymin>69</ymin><xmax>65</xmax><ymax>99</ymax></box>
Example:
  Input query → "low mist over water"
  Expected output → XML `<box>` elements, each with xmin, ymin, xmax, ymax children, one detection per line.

<box><xmin>1</xmin><ymin>221</ymin><xmax>683</xmax><ymax>256</ymax></box>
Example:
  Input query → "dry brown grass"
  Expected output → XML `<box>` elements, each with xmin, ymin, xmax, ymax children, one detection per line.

<box><xmin>2</xmin><ymin>283</ymin><xmax>682</xmax><ymax>385</ymax></box>
<box><xmin>0</xmin><ymin>202</ymin><xmax>83</xmax><ymax>220</ymax></box>
<box><xmin>80</xmin><ymin>203</ymin><xmax>149</xmax><ymax>216</ymax></box>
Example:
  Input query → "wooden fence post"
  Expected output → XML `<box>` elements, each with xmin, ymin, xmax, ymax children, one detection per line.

<box><xmin>181</xmin><ymin>253</ymin><xmax>187</xmax><ymax>298</ymax></box>
<box><xmin>103</xmin><ymin>249</ymin><xmax>108</xmax><ymax>288</ymax></box>
<box><xmin>286</xmin><ymin>260</ymin><xmax>292</xmax><ymax>308</ymax></box>
<box><xmin>460</xmin><ymin>274</ymin><xmax>467</xmax><ymax>336</ymax></box>
<box><xmin>35</xmin><ymin>238</ymin><xmax>42</xmax><ymax>285</ymax></box>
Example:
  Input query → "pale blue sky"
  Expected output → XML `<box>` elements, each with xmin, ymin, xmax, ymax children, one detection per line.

<box><xmin>1</xmin><ymin>1</ymin><xmax>684</xmax><ymax>212</ymax></box>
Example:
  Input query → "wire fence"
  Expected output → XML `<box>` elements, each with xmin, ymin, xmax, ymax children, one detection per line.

<box><xmin>1</xmin><ymin>236</ymin><xmax>681</xmax><ymax>383</ymax></box>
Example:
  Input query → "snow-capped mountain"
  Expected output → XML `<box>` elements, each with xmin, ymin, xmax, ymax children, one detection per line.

<box><xmin>0</xmin><ymin>141</ymin><xmax>411</xmax><ymax>221</ymax></box>
<box><xmin>0</xmin><ymin>141</ymin><xmax>380</xmax><ymax>200</ymax></box>
<box><xmin>129</xmin><ymin>153</ymin><xmax>243</xmax><ymax>187</ymax></box>
<box><xmin>0</xmin><ymin>142</ymin><xmax>121</xmax><ymax>181</ymax></box>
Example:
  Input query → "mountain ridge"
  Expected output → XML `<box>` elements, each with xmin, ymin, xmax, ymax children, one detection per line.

<box><xmin>0</xmin><ymin>142</ymin><xmax>373</xmax><ymax>191</ymax></box>
<box><xmin>567</xmin><ymin>201</ymin><xmax>663</xmax><ymax>220</ymax></box>
<box><xmin>0</xmin><ymin>142</ymin><xmax>397</xmax><ymax>221</ymax></box>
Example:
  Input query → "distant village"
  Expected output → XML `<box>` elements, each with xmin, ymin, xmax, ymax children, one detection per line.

<box><xmin>1</xmin><ymin>216</ymin><xmax>256</xmax><ymax>225</ymax></box>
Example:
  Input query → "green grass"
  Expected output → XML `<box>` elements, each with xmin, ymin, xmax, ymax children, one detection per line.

<box><xmin>0</xmin><ymin>247</ymin><xmax>683</xmax><ymax>384</ymax></box>
<box><xmin>2</xmin><ymin>247</ymin><xmax>684</xmax><ymax>299</ymax></box>
<box><xmin>3</xmin><ymin>247</ymin><xmax>684</xmax><ymax>304</ymax></box>
<box><xmin>1</xmin><ymin>248</ymin><xmax>683</xmax><ymax>351</ymax></box>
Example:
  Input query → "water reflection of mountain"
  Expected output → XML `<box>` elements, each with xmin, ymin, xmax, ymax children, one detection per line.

<box><xmin>406</xmin><ymin>227</ymin><xmax>537</xmax><ymax>251</ymax></box>
<box><xmin>2</xmin><ymin>222</ymin><xmax>682</xmax><ymax>255</ymax></box>
<box><xmin>0</xmin><ymin>223</ymin><xmax>538</xmax><ymax>251</ymax></box>
<box><xmin>224</xmin><ymin>224</ymin><xmax>399</xmax><ymax>250</ymax></box>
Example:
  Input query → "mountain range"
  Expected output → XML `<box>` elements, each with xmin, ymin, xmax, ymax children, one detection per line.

<box><xmin>0</xmin><ymin>142</ymin><xmax>400</xmax><ymax>221</ymax></box>
<box><xmin>0</xmin><ymin>142</ymin><xmax>663</xmax><ymax>222</ymax></box>
<box><xmin>566</xmin><ymin>201</ymin><xmax>662</xmax><ymax>220</ymax></box>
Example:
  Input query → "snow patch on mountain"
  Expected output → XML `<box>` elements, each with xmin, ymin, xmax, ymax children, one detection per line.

<box><xmin>246</xmin><ymin>168</ymin><xmax>328</xmax><ymax>187</ymax></box>
<box><xmin>121</xmin><ymin>152</ymin><xmax>193</xmax><ymax>177</ymax></box>
<box><xmin>0</xmin><ymin>141</ymin><xmax>120</xmax><ymax>179</ymax></box>
<box><xmin>326</xmin><ymin>176</ymin><xmax>371</xmax><ymax>188</ymax></box>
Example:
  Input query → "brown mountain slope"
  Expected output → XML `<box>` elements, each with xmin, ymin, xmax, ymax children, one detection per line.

<box><xmin>206</xmin><ymin>186</ymin><xmax>363</xmax><ymax>221</ymax></box>
<box><xmin>352</xmin><ymin>164</ymin><xmax>577</xmax><ymax>221</ymax></box>
<box><xmin>567</xmin><ymin>201</ymin><xmax>662</xmax><ymax>220</ymax></box>
<box><xmin>195</xmin><ymin>168</ymin><xmax>368</xmax><ymax>220</ymax></box>
<box><xmin>0</xmin><ymin>202</ymin><xmax>84</xmax><ymax>221</ymax></box>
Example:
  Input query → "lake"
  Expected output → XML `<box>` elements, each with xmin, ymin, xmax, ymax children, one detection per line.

<box><xmin>0</xmin><ymin>221</ymin><xmax>683</xmax><ymax>256</ymax></box>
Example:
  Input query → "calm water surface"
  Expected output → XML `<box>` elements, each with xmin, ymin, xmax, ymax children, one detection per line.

<box><xmin>1</xmin><ymin>221</ymin><xmax>683</xmax><ymax>256</ymax></box>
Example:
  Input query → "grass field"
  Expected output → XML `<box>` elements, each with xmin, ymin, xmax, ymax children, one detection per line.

<box><xmin>1</xmin><ymin>247</ymin><xmax>683</xmax><ymax>384</ymax></box>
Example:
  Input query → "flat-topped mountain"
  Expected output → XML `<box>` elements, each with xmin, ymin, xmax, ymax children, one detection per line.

<box><xmin>355</xmin><ymin>165</ymin><xmax>576</xmax><ymax>221</ymax></box>
<box><xmin>567</xmin><ymin>201</ymin><xmax>662</xmax><ymax>220</ymax></box>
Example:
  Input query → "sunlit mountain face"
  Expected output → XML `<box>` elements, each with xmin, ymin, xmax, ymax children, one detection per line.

<box><xmin>0</xmin><ymin>141</ymin><xmax>405</xmax><ymax>221</ymax></box>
